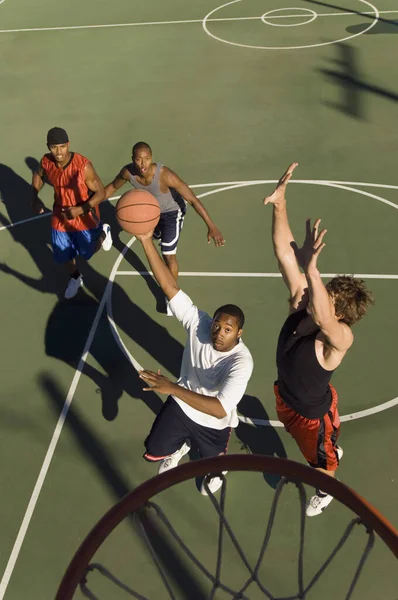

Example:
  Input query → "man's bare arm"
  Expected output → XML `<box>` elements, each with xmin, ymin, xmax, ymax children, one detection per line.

<box><xmin>104</xmin><ymin>167</ymin><xmax>130</xmax><ymax>200</ymax></box>
<box><xmin>306</xmin><ymin>269</ymin><xmax>353</xmax><ymax>352</ymax></box>
<box><xmin>139</xmin><ymin>370</ymin><xmax>227</xmax><ymax>418</ymax></box>
<box><xmin>264</xmin><ymin>163</ymin><xmax>307</xmax><ymax>310</ymax></box>
<box><xmin>303</xmin><ymin>221</ymin><xmax>353</xmax><ymax>352</ymax></box>
<box><xmin>162</xmin><ymin>167</ymin><xmax>225</xmax><ymax>247</ymax></box>
<box><xmin>31</xmin><ymin>165</ymin><xmax>45</xmax><ymax>214</ymax></box>
<box><xmin>139</xmin><ymin>234</ymin><xmax>180</xmax><ymax>300</ymax></box>
<box><xmin>84</xmin><ymin>163</ymin><xmax>106</xmax><ymax>208</ymax></box>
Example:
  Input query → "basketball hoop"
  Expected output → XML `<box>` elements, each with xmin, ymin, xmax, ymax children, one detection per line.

<box><xmin>55</xmin><ymin>455</ymin><xmax>398</xmax><ymax>600</ymax></box>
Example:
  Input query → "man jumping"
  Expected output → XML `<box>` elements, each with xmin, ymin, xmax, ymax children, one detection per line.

<box><xmin>265</xmin><ymin>163</ymin><xmax>374</xmax><ymax>516</ymax></box>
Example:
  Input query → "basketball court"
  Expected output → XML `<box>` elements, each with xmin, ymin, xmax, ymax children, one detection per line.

<box><xmin>0</xmin><ymin>0</ymin><xmax>397</xmax><ymax>597</ymax></box>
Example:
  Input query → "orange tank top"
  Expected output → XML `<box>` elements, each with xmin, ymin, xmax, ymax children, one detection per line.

<box><xmin>41</xmin><ymin>152</ymin><xmax>100</xmax><ymax>232</ymax></box>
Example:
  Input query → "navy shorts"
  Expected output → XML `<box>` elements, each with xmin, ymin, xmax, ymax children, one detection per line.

<box><xmin>51</xmin><ymin>225</ymin><xmax>103</xmax><ymax>264</ymax></box>
<box><xmin>144</xmin><ymin>396</ymin><xmax>231</xmax><ymax>461</ymax></box>
<box><xmin>153</xmin><ymin>206</ymin><xmax>186</xmax><ymax>255</ymax></box>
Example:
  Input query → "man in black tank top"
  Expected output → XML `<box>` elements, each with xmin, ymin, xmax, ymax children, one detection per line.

<box><xmin>104</xmin><ymin>142</ymin><xmax>224</xmax><ymax>313</ymax></box>
<box><xmin>264</xmin><ymin>163</ymin><xmax>374</xmax><ymax>517</ymax></box>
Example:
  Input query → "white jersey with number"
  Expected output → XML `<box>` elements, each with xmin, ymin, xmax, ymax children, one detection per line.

<box><xmin>168</xmin><ymin>290</ymin><xmax>254</xmax><ymax>430</ymax></box>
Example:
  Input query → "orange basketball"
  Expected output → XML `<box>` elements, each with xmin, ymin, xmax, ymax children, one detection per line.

<box><xmin>115</xmin><ymin>189</ymin><xmax>160</xmax><ymax>235</ymax></box>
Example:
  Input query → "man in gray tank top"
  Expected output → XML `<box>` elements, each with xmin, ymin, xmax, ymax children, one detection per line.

<box><xmin>104</xmin><ymin>142</ymin><xmax>224</xmax><ymax>313</ymax></box>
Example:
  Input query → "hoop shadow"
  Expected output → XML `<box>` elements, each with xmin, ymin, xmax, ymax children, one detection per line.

<box><xmin>317</xmin><ymin>43</ymin><xmax>398</xmax><ymax>120</ymax></box>
<box><xmin>41</xmin><ymin>373</ymin><xmax>209</xmax><ymax>600</ymax></box>
<box><xmin>235</xmin><ymin>395</ymin><xmax>287</xmax><ymax>490</ymax></box>
<box><xmin>346</xmin><ymin>19</ymin><xmax>398</xmax><ymax>35</ymax></box>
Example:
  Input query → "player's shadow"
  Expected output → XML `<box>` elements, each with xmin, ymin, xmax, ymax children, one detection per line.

<box><xmin>40</xmin><ymin>373</ymin><xmax>210</xmax><ymax>600</ymax></box>
<box><xmin>100</xmin><ymin>200</ymin><xmax>167</xmax><ymax>313</ymax></box>
<box><xmin>0</xmin><ymin>165</ymin><xmax>183</xmax><ymax>417</ymax></box>
<box><xmin>235</xmin><ymin>395</ymin><xmax>287</xmax><ymax>490</ymax></box>
<box><xmin>317</xmin><ymin>43</ymin><xmax>398</xmax><ymax>120</ymax></box>
<box><xmin>44</xmin><ymin>263</ymin><xmax>184</xmax><ymax>420</ymax></box>
<box><xmin>0</xmin><ymin>159</ymin><xmax>65</xmax><ymax>297</ymax></box>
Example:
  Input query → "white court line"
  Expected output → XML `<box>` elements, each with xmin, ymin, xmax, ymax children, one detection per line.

<box><xmin>115</xmin><ymin>271</ymin><xmax>398</xmax><ymax>279</ymax></box>
<box><xmin>0</xmin><ymin>10</ymin><xmax>396</xmax><ymax>34</ymax></box>
<box><xmin>1</xmin><ymin>178</ymin><xmax>397</xmax><ymax>597</ymax></box>
<box><xmin>1</xmin><ymin>179</ymin><xmax>398</xmax><ymax>233</ymax></box>
<box><xmin>239</xmin><ymin>396</ymin><xmax>398</xmax><ymax>427</ymax></box>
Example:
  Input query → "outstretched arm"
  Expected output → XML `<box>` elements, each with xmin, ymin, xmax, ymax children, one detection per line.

<box><xmin>264</xmin><ymin>163</ymin><xmax>307</xmax><ymax>311</ymax></box>
<box><xmin>104</xmin><ymin>167</ymin><xmax>130</xmax><ymax>200</ymax></box>
<box><xmin>137</xmin><ymin>233</ymin><xmax>180</xmax><ymax>301</ymax></box>
<box><xmin>162</xmin><ymin>167</ymin><xmax>225</xmax><ymax>247</ymax></box>
<box><xmin>139</xmin><ymin>370</ymin><xmax>227</xmax><ymax>418</ymax></box>
<box><xmin>300</xmin><ymin>220</ymin><xmax>353</xmax><ymax>352</ymax></box>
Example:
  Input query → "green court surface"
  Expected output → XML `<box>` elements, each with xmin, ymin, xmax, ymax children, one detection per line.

<box><xmin>0</xmin><ymin>0</ymin><xmax>397</xmax><ymax>598</ymax></box>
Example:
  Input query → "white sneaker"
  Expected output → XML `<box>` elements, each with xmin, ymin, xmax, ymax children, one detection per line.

<box><xmin>64</xmin><ymin>275</ymin><xmax>83</xmax><ymax>299</ymax></box>
<box><xmin>306</xmin><ymin>448</ymin><xmax>343</xmax><ymax>517</ymax></box>
<box><xmin>166</xmin><ymin>299</ymin><xmax>173</xmax><ymax>317</ymax></box>
<box><xmin>158</xmin><ymin>441</ymin><xmax>191</xmax><ymax>475</ymax></box>
<box><xmin>200</xmin><ymin>471</ymin><xmax>228</xmax><ymax>496</ymax></box>
<box><xmin>101</xmin><ymin>223</ymin><xmax>112</xmax><ymax>251</ymax></box>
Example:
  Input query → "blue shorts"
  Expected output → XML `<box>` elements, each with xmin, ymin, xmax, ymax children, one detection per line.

<box><xmin>153</xmin><ymin>207</ymin><xmax>186</xmax><ymax>255</ymax></box>
<box><xmin>51</xmin><ymin>225</ymin><xmax>103</xmax><ymax>264</ymax></box>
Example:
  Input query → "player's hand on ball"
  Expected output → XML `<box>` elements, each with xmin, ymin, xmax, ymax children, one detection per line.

<box><xmin>263</xmin><ymin>162</ymin><xmax>299</xmax><ymax>206</ymax></box>
<box><xmin>207</xmin><ymin>226</ymin><xmax>225</xmax><ymax>247</ymax></box>
<box><xmin>139</xmin><ymin>369</ymin><xmax>174</xmax><ymax>394</ymax></box>
<box><xmin>135</xmin><ymin>230</ymin><xmax>155</xmax><ymax>243</ymax></box>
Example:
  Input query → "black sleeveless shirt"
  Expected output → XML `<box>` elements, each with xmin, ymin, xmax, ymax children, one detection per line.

<box><xmin>276</xmin><ymin>310</ymin><xmax>334</xmax><ymax>419</ymax></box>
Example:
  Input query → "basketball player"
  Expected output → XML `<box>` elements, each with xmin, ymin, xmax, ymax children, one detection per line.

<box><xmin>32</xmin><ymin>127</ymin><xmax>112</xmax><ymax>299</ymax></box>
<box><xmin>265</xmin><ymin>163</ymin><xmax>374</xmax><ymax>516</ymax></box>
<box><xmin>104</xmin><ymin>142</ymin><xmax>224</xmax><ymax>312</ymax></box>
<box><xmin>135</xmin><ymin>231</ymin><xmax>253</xmax><ymax>495</ymax></box>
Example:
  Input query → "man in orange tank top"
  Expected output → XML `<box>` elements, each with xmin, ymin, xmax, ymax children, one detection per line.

<box><xmin>32</xmin><ymin>128</ymin><xmax>112</xmax><ymax>298</ymax></box>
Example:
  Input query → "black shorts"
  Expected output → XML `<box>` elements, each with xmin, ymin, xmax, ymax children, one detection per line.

<box><xmin>153</xmin><ymin>206</ymin><xmax>186</xmax><ymax>255</ymax></box>
<box><xmin>144</xmin><ymin>396</ymin><xmax>231</xmax><ymax>461</ymax></box>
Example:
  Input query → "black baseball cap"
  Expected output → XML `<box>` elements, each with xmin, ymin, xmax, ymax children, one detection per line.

<box><xmin>47</xmin><ymin>127</ymin><xmax>69</xmax><ymax>146</ymax></box>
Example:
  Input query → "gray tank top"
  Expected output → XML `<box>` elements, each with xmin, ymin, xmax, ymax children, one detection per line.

<box><xmin>126</xmin><ymin>163</ymin><xmax>186</xmax><ymax>214</ymax></box>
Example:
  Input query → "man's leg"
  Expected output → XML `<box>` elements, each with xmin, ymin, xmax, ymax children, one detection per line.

<box><xmin>192</xmin><ymin>423</ymin><xmax>232</xmax><ymax>496</ymax></box>
<box><xmin>51</xmin><ymin>229</ymin><xmax>83</xmax><ymax>299</ymax></box>
<box><xmin>163</xmin><ymin>254</ymin><xmax>179</xmax><ymax>280</ymax></box>
<box><xmin>144</xmin><ymin>397</ymin><xmax>191</xmax><ymax>474</ymax></box>
<box><xmin>275</xmin><ymin>384</ymin><xmax>342</xmax><ymax>516</ymax></box>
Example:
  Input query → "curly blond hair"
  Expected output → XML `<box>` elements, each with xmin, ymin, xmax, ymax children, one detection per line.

<box><xmin>326</xmin><ymin>276</ymin><xmax>374</xmax><ymax>326</ymax></box>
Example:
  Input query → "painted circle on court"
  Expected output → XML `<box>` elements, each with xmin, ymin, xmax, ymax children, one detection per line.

<box><xmin>108</xmin><ymin>180</ymin><xmax>398</xmax><ymax>426</ymax></box>
<box><xmin>261</xmin><ymin>8</ymin><xmax>317</xmax><ymax>28</ymax></box>
<box><xmin>203</xmin><ymin>0</ymin><xmax>380</xmax><ymax>50</ymax></box>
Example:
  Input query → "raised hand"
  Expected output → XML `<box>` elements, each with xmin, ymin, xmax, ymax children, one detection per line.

<box><xmin>135</xmin><ymin>229</ymin><xmax>155</xmax><ymax>243</ymax></box>
<box><xmin>263</xmin><ymin>162</ymin><xmax>299</xmax><ymax>206</ymax></box>
<box><xmin>293</xmin><ymin>218</ymin><xmax>327</xmax><ymax>273</ymax></box>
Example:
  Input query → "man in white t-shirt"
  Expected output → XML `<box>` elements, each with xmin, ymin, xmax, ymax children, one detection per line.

<box><xmin>136</xmin><ymin>233</ymin><xmax>253</xmax><ymax>495</ymax></box>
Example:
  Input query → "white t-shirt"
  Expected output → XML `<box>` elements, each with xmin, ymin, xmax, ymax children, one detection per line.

<box><xmin>168</xmin><ymin>290</ymin><xmax>254</xmax><ymax>430</ymax></box>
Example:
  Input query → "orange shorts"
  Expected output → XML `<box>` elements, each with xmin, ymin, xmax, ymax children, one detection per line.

<box><xmin>274</xmin><ymin>384</ymin><xmax>341</xmax><ymax>471</ymax></box>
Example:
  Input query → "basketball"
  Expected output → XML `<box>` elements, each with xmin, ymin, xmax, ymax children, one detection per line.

<box><xmin>115</xmin><ymin>189</ymin><xmax>160</xmax><ymax>235</ymax></box>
